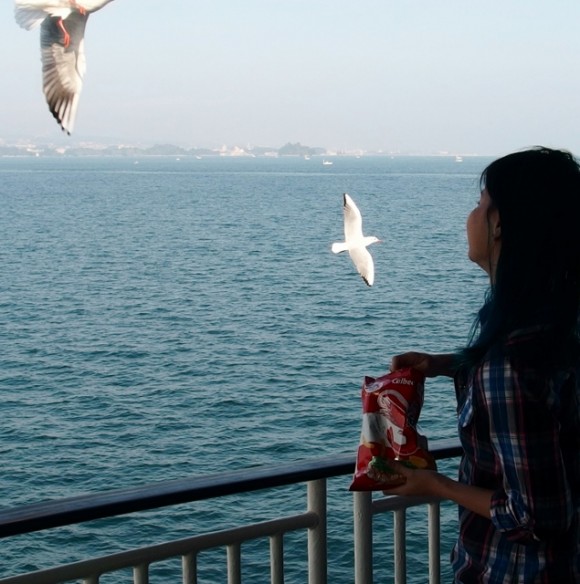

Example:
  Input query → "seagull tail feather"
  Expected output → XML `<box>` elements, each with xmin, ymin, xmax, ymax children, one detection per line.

<box><xmin>14</xmin><ymin>6</ymin><xmax>48</xmax><ymax>30</ymax></box>
<box><xmin>331</xmin><ymin>242</ymin><xmax>348</xmax><ymax>254</ymax></box>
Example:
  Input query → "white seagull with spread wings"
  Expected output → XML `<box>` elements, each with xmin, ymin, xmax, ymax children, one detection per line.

<box><xmin>332</xmin><ymin>193</ymin><xmax>380</xmax><ymax>287</ymax></box>
<box><xmin>14</xmin><ymin>0</ymin><xmax>115</xmax><ymax>134</ymax></box>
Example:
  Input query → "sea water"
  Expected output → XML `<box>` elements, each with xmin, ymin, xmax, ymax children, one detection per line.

<box><xmin>0</xmin><ymin>155</ymin><xmax>491</xmax><ymax>582</ymax></box>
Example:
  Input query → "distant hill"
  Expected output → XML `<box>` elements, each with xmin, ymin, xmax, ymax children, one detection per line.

<box><xmin>277</xmin><ymin>142</ymin><xmax>324</xmax><ymax>156</ymax></box>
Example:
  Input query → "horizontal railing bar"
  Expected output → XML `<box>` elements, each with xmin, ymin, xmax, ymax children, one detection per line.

<box><xmin>0</xmin><ymin>512</ymin><xmax>319</xmax><ymax>584</ymax></box>
<box><xmin>0</xmin><ymin>439</ymin><xmax>461</xmax><ymax>539</ymax></box>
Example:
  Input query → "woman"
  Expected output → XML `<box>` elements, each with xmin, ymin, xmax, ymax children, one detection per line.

<box><xmin>388</xmin><ymin>147</ymin><xmax>580</xmax><ymax>583</ymax></box>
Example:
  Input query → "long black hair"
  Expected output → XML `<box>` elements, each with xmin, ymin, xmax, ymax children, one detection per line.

<box><xmin>460</xmin><ymin>147</ymin><xmax>580</xmax><ymax>369</ymax></box>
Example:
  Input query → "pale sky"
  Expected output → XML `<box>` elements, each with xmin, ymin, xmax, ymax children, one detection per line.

<box><xmin>2</xmin><ymin>0</ymin><xmax>580</xmax><ymax>154</ymax></box>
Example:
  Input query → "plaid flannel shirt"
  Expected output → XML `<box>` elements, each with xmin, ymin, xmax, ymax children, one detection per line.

<box><xmin>451</xmin><ymin>334</ymin><xmax>580</xmax><ymax>583</ymax></box>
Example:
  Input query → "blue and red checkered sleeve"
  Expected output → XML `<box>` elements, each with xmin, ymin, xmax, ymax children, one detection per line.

<box><xmin>482</xmin><ymin>358</ymin><xmax>575</xmax><ymax>543</ymax></box>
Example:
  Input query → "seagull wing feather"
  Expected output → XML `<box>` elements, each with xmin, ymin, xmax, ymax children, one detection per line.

<box><xmin>343</xmin><ymin>194</ymin><xmax>364</xmax><ymax>241</ymax></box>
<box><xmin>348</xmin><ymin>246</ymin><xmax>375</xmax><ymax>286</ymax></box>
<box><xmin>40</xmin><ymin>12</ymin><xmax>88</xmax><ymax>134</ymax></box>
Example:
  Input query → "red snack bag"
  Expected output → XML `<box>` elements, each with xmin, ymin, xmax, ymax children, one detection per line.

<box><xmin>349</xmin><ymin>367</ymin><xmax>437</xmax><ymax>491</ymax></box>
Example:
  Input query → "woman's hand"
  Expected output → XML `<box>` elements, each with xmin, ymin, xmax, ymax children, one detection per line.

<box><xmin>382</xmin><ymin>461</ymin><xmax>442</xmax><ymax>498</ymax></box>
<box><xmin>383</xmin><ymin>461</ymin><xmax>494</xmax><ymax>519</ymax></box>
<box><xmin>390</xmin><ymin>352</ymin><xmax>458</xmax><ymax>378</ymax></box>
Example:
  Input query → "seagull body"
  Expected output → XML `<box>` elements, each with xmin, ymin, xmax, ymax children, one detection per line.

<box><xmin>14</xmin><ymin>0</ymin><xmax>114</xmax><ymax>134</ymax></box>
<box><xmin>332</xmin><ymin>193</ymin><xmax>380</xmax><ymax>287</ymax></box>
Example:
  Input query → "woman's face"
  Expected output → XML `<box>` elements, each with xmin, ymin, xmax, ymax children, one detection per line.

<box><xmin>466</xmin><ymin>188</ymin><xmax>501</xmax><ymax>277</ymax></box>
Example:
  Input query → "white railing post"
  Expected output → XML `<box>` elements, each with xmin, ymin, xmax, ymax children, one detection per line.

<box><xmin>353</xmin><ymin>490</ymin><xmax>373</xmax><ymax>584</ymax></box>
<box><xmin>182</xmin><ymin>552</ymin><xmax>197</xmax><ymax>584</ymax></box>
<box><xmin>394</xmin><ymin>509</ymin><xmax>406</xmax><ymax>584</ymax></box>
<box><xmin>227</xmin><ymin>543</ymin><xmax>241</xmax><ymax>584</ymax></box>
<box><xmin>307</xmin><ymin>479</ymin><xmax>327</xmax><ymax>584</ymax></box>
<box><xmin>428</xmin><ymin>502</ymin><xmax>440</xmax><ymax>584</ymax></box>
<box><xmin>133</xmin><ymin>564</ymin><xmax>149</xmax><ymax>584</ymax></box>
<box><xmin>270</xmin><ymin>533</ymin><xmax>284</xmax><ymax>584</ymax></box>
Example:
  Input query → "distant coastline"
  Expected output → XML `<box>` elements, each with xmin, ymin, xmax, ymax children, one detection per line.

<box><xmin>0</xmin><ymin>139</ymin><xmax>476</xmax><ymax>159</ymax></box>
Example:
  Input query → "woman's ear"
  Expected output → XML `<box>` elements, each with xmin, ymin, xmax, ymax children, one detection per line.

<box><xmin>490</xmin><ymin>209</ymin><xmax>501</xmax><ymax>240</ymax></box>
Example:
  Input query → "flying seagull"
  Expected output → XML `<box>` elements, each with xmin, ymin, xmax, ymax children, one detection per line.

<box><xmin>14</xmin><ymin>0</ymin><xmax>115</xmax><ymax>135</ymax></box>
<box><xmin>331</xmin><ymin>193</ymin><xmax>380</xmax><ymax>287</ymax></box>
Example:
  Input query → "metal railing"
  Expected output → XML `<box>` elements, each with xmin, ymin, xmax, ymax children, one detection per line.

<box><xmin>0</xmin><ymin>438</ymin><xmax>462</xmax><ymax>584</ymax></box>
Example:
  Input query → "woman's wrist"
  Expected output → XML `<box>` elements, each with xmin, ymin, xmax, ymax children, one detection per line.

<box><xmin>429</xmin><ymin>472</ymin><xmax>493</xmax><ymax>519</ymax></box>
<box><xmin>430</xmin><ymin>353</ymin><xmax>459</xmax><ymax>378</ymax></box>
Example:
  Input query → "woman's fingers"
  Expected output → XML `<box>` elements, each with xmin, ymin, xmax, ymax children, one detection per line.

<box><xmin>390</xmin><ymin>352</ymin><xmax>429</xmax><ymax>373</ymax></box>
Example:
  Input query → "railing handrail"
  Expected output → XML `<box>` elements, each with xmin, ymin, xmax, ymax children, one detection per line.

<box><xmin>0</xmin><ymin>438</ymin><xmax>462</xmax><ymax>539</ymax></box>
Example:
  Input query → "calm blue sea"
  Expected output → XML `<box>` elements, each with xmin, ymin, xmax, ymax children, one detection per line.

<box><xmin>0</xmin><ymin>155</ymin><xmax>491</xmax><ymax>582</ymax></box>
